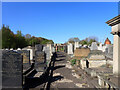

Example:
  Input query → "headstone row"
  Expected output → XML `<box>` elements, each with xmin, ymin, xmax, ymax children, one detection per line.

<box><xmin>1</xmin><ymin>50</ymin><xmax>23</xmax><ymax>89</ymax></box>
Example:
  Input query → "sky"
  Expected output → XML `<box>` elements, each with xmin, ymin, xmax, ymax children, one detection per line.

<box><xmin>2</xmin><ymin>2</ymin><xmax>118</xmax><ymax>43</ymax></box>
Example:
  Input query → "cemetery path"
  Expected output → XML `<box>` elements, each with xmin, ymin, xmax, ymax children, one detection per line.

<box><xmin>27</xmin><ymin>52</ymin><xmax>99</xmax><ymax>89</ymax></box>
<box><xmin>47</xmin><ymin>52</ymin><xmax>92</xmax><ymax>89</ymax></box>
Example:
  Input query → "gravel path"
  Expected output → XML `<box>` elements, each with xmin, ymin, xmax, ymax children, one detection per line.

<box><xmin>51</xmin><ymin>52</ymin><xmax>90</xmax><ymax>88</ymax></box>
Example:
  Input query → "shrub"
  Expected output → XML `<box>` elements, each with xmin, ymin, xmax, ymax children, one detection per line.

<box><xmin>70</xmin><ymin>59</ymin><xmax>76</xmax><ymax>66</ymax></box>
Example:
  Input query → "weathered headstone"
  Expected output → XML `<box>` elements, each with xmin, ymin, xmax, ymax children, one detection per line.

<box><xmin>10</xmin><ymin>48</ymin><xmax>13</xmax><ymax>50</ymax></box>
<box><xmin>67</xmin><ymin>43</ymin><xmax>73</xmax><ymax>55</ymax></box>
<box><xmin>47</xmin><ymin>44</ymin><xmax>52</xmax><ymax>56</ymax></box>
<box><xmin>2</xmin><ymin>50</ymin><xmax>23</xmax><ymax>89</ymax></box>
<box><xmin>51</xmin><ymin>47</ymin><xmax>55</xmax><ymax>53</ymax></box>
<box><xmin>90</xmin><ymin>42</ymin><xmax>98</xmax><ymax>50</ymax></box>
<box><xmin>87</xmin><ymin>50</ymin><xmax>106</xmax><ymax>68</ymax></box>
<box><xmin>88</xmin><ymin>50</ymin><xmax>105</xmax><ymax>60</ymax></box>
<box><xmin>74</xmin><ymin>48</ymin><xmax>90</xmax><ymax>60</ymax></box>
<box><xmin>64</xmin><ymin>45</ymin><xmax>67</xmax><ymax>53</ymax></box>
<box><xmin>74</xmin><ymin>42</ymin><xmax>79</xmax><ymax>50</ymax></box>
<box><xmin>17</xmin><ymin>48</ymin><xmax>21</xmax><ymax>50</ymax></box>
<box><xmin>98</xmin><ymin>43</ymin><xmax>103</xmax><ymax>51</ymax></box>
<box><xmin>43</xmin><ymin>46</ymin><xmax>51</xmax><ymax>66</ymax></box>
<box><xmin>35</xmin><ymin>51</ymin><xmax>46</xmax><ymax>72</ymax></box>
<box><xmin>17</xmin><ymin>50</ymin><xmax>30</xmax><ymax>70</ymax></box>
<box><xmin>35</xmin><ymin>44</ymin><xmax>43</xmax><ymax>51</ymax></box>
<box><xmin>22</xmin><ymin>46</ymin><xmax>35</xmax><ymax>61</ymax></box>
<box><xmin>27</xmin><ymin>49</ymin><xmax>33</xmax><ymax>60</ymax></box>
<box><xmin>105</xmin><ymin>44</ymin><xmax>113</xmax><ymax>59</ymax></box>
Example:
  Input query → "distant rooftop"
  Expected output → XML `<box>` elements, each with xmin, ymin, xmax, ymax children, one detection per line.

<box><xmin>104</xmin><ymin>38</ymin><xmax>111</xmax><ymax>45</ymax></box>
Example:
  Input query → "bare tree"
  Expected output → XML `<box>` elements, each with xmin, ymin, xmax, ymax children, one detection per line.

<box><xmin>25</xmin><ymin>34</ymin><xmax>31</xmax><ymax>39</ymax></box>
<box><xmin>68</xmin><ymin>37</ymin><xmax>80</xmax><ymax>43</ymax></box>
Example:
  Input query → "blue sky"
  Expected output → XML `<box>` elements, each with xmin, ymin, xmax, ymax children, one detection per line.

<box><xmin>2</xmin><ymin>2</ymin><xmax>118</xmax><ymax>43</ymax></box>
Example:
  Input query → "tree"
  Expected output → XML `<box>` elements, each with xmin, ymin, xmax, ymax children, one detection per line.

<box><xmin>15</xmin><ymin>30</ymin><xmax>27</xmax><ymax>48</ymax></box>
<box><xmin>1</xmin><ymin>25</ymin><xmax>16</xmax><ymax>49</ymax></box>
<box><xmin>79</xmin><ymin>36</ymin><xmax>99</xmax><ymax>45</ymax></box>
<box><xmin>68</xmin><ymin>37</ymin><xmax>80</xmax><ymax>43</ymax></box>
<box><xmin>1</xmin><ymin>25</ymin><xmax>54</xmax><ymax>49</ymax></box>
<box><xmin>80</xmin><ymin>40</ymin><xmax>88</xmax><ymax>45</ymax></box>
<box><xmin>25</xmin><ymin>34</ymin><xmax>31</xmax><ymax>39</ymax></box>
<box><xmin>87</xmin><ymin>36</ymin><xmax>98</xmax><ymax>42</ymax></box>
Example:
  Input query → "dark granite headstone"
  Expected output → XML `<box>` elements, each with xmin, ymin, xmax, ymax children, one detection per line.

<box><xmin>2</xmin><ymin>50</ymin><xmax>23</xmax><ymax>88</ymax></box>
<box><xmin>35</xmin><ymin>51</ymin><xmax>46</xmax><ymax>72</ymax></box>
<box><xmin>35</xmin><ymin>44</ymin><xmax>43</xmax><ymax>51</ymax></box>
<box><xmin>17</xmin><ymin>50</ymin><xmax>30</xmax><ymax>70</ymax></box>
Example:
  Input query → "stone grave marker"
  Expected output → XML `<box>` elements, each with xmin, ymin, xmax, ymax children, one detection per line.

<box><xmin>35</xmin><ymin>44</ymin><xmax>43</xmax><ymax>51</ymax></box>
<box><xmin>90</xmin><ymin>42</ymin><xmax>98</xmax><ymax>50</ymax></box>
<box><xmin>35</xmin><ymin>51</ymin><xmax>46</xmax><ymax>72</ymax></box>
<box><xmin>67</xmin><ymin>43</ymin><xmax>73</xmax><ymax>54</ymax></box>
<box><xmin>43</xmin><ymin>46</ymin><xmax>51</xmax><ymax>66</ymax></box>
<box><xmin>27</xmin><ymin>49</ymin><xmax>33</xmax><ymax>61</ymax></box>
<box><xmin>64</xmin><ymin>45</ymin><xmax>67</xmax><ymax>53</ymax></box>
<box><xmin>98</xmin><ymin>43</ymin><xmax>103</xmax><ymax>51</ymax></box>
<box><xmin>17</xmin><ymin>50</ymin><xmax>30</xmax><ymax>70</ymax></box>
<box><xmin>52</xmin><ymin>47</ymin><xmax>55</xmax><ymax>53</ymax></box>
<box><xmin>2</xmin><ymin>50</ymin><xmax>23</xmax><ymax>89</ymax></box>
<box><xmin>105</xmin><ymin>44</ymin><xmax>113</xmax><ymax>59</ymax></box>
<box><xmin>74</xmin><ymin>42</ymin><xmax>79</xmax><ymax>50</ymax></box>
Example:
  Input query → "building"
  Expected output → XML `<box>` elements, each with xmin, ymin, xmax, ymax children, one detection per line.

<box><xmin>104</xmin><ymin>38</ymin><xmax>111</xmax><ymax>45</ymax></box>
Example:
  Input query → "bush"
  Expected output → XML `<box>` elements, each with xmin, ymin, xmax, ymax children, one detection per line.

<box><xmin>70</xmin><ymin>59</ymin><xmax>76</xmax><ymax>66</ymax></box>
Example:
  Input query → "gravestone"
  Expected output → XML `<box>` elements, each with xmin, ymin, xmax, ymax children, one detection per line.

<box><xmin>98</xmin><ymin>43</ymin><xmax>103</xmax><ymax>51</ymax></box>
<box><xmin>17</xmin><ymin>50</ymin><xmax>30</xmax><ymax>70</ymax></box>
<box><xmin>105</xmin><ymin>44</ymin><xmax>113</xmax><ymax>59</ymax></box>
<box><xmin>87</xmin><ymin>50</ymin><xmax>106</xmax><ymax>68</ymax></box>
<box><xmin>10</xmin><ymin>48</ymin><xmax>13</xmax><ymax>50</ymax></box>
<box><xmin>90</xmin><ymin>42</ymin><xmax>98</xmax><ymax>50</ymax></box>
<box><xmin>43</xmin><ymin>46</ymin><xmax>51</xmax><ymax>66</ymax></box>
<box><xmin>45</xmin><ymin>47</ymin><xmax>51</xmax><ymax>60</ymax></box>
<box><xmin>87</xmin><ymin>50</ymin><xmax>105</xmax><ymax>60</ymax></box>
<box><xmin>22</xmin><ymin>46</ymin><xmax>35</xmax><ymax>60</ymax></box>
<box><xmin>5</xmin><ymin>48</ymin><xmax>9</xmax><ymax>50</ymax></box>
<box><xmin>51</xmin><ymin>47</ymin><xmax>55</xmax><ymax>53</ymax></box>
<box><xmin>47</xmin><ymin>44</ymin><xmax>52</xmax><ymax>56</ymax></box>
<box><xmin>106</xmin><ymin>44</ymin><xmax>113</xmax><ymax>54</ymax></box>
<box><xmin>27</xmin><ymin>49</ymin><xmax>33</xmax><ymax>60</ymax></box>
<box><xmin>2</xmin><ymin>50</ymin><xmax>23</xmax><ymax>89</ymax></box>
<box><xmin>74</xmin><ymin>48</ymin><xmax>90</xmax><ymax>60</ymax></box>
<box><xmin>17</xmin><ymin>48</ymin><xmax>21</xmax><ymax>50</ymax></box>
<box><xmin>35</xmin><ymin>51</ymin><xmax>46</xmax><ymax>72</ymax></box>
<box><xmin>64</xmin><ymin>45</ymin><xmax>67</xmax><ymax>53</ymax></box>
<box><xmin>67</xmin><ymin>43</ymin><xmax>73</xmax><ymax>54</ymax></box>
<box><xmin>74</xmin><ymin>42</ymin><xmax>79</xmax><ymax>50</ymax></box>
<box><xmin>35</xmin><ymin>44</ymin><xmax>43</xmax><ymax>51</ymax></box>
<box><xmin>83</xmin><ymin>45</ymin><xmax>88</xmax><ymax>48</ymax></box>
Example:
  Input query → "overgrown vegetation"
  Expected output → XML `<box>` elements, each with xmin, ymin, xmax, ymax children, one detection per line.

<box><xmin>70</xmin><ymin>59</ymin><xmax>76</xmax><ymax>66</ymax></box>
<box><xmin>1</xmin><ymin>25</ymin><xmax>54</xmax><ymax>49</ymax></box>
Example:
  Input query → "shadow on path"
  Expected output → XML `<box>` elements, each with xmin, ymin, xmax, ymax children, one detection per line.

<box><xmin>23</xmin><ymin>52</ymin><xmax>65</xmax><ymax>90</ymax></box>
<box><xmin>55</xmin><ymin>59</ymin><xmax>65</xmax><ymax>62</ymax></box>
